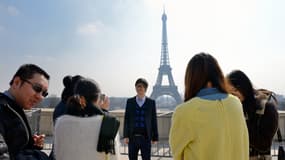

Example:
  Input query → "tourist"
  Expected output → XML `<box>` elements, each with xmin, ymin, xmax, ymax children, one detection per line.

<box><xmin>0</xmin><ymin>64</ymin><xmax>50</xmax><ymax>159</ymax></box>
<box><xmin>52</xmin><ymin>75</ymin><xmax>84</xmax><ymax>123</ymax></box>
<box><xmin>49</xmin><ymin>75</ymin><xmax>84</xmax><ymax>160</ymax></box>
<box><xmin>123</xmin><ymin>78</ymin><xmax>159</xmax><ymax>160</ymax></box>
<box><xmin>227</xmin><ymin>70</ymin><xmax>278</xmax><ymax>160</ymax></box>
<box><xmin>54</xmin><ymin>78</ymin><xmax>120</xmax><ymax>160</ymax></box>
<box><xmin>169</xmin><ymin>53</ymin><xmax>249</xmax><ymax>160</ymax></box>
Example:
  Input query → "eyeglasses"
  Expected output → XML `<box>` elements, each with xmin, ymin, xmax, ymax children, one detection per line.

<box><xmin>22</xmin><ymin>79</ymin><xmax>48</xmax><ymax>97</ymax></box>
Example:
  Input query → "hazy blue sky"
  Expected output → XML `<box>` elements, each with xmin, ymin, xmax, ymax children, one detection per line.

<box><xmin>0</xmin><ymin>0</ymin><xmax>284</xmax><ymax>97</ymax></box>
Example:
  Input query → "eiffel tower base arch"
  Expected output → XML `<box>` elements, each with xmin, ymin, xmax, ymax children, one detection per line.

<box><xmin>150</xmin><ymin>85</ymin><xmax>182</xmax><ymax>109</ymax></box>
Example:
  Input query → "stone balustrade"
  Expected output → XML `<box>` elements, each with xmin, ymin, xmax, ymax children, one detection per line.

<box><xmin>37</xmin><ymin>108</ymin><xmax>285</xmax><ymax>140</ymax></box>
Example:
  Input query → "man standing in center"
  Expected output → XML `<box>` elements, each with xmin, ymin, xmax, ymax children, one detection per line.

<box><xmin>123</xmin><ymin>78</ymin><xmax>159</xmax><ymax>160</ymax></box>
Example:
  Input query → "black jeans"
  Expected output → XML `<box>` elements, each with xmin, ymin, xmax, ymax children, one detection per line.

<box><xmin>128</xmin><ymin>135</ymin><xmax>151</xmax><ymax>160</ymax></box>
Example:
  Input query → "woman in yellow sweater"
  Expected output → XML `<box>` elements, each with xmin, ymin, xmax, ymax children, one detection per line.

<box><xmin>169</xmin><ymin>53</ymin><xmax>249</xmax><ymax>160</ymax></box>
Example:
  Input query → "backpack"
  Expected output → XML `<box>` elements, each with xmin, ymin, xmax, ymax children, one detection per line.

<box><xmin>255</xmin><ymin>89</ymin><xmax>284</xmax><ymax>159</ymax></box>
<box><xmin>255</xmin><ymin>89</ymin><xmax>278</xmax><ymax>109</ymax></box>
<box><xmin>254</xmin><ymin>89</ymin><xmax>277</xmax><ymax>128</ymax></box>
<box><xmin>255</xmin><ymin>89</ymin><xmax>277</xmax><ymax>113</ymax></box>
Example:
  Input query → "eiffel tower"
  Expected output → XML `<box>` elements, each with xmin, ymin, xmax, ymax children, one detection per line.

<box><xmin>150</xmin><ymin>10</ymin><xmax>182</xmax><ymax>107</ymax></box>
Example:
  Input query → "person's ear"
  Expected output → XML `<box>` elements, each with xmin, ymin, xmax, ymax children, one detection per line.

<box><xmin>12</xmin><ymin>77</ymin><xmax>22</xmax><ymax>89</ymax></box>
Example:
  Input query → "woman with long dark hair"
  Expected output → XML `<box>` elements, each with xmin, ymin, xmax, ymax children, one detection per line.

<box><xmin>54</xmin><ymin>78</ymin><xmax>120</xmax><ymax>160</ymax></box>
<box><xmin>49</xmin><ymin>75</ymin><xmax>84</xmax><ymax>160</ymax></box>
<box><xmin>169</xmin><ymin>53</ymin><xmax>249</xmax><ymax>160</ymax></box>
<box><xmin>227</xmin><ymin>70</ymin><xmax>278</xmax><ymax>160</ymax></box>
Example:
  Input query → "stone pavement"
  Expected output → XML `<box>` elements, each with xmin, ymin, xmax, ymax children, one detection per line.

<box><xmin>43</xmin><ymin>149</ymin><xmax>280</xmax><ymax>160</ymax></box>
<box><xmin>43</xmin><ymin>136</ymin><xmax>281</xmax><ymax>160</ymax></box>
<box><xmin>43</xmin><ymin>149</ymin><xmax>172</xmax><ymax>160</ymax></box>
<box><xmin>120</xmin><ymin>155</ymin><xmax>172</xmax><ymax>160</ymax></box>
<box><xmin>43</xmin><ymin>136</ymin><xmax>173</xmax><ymax>160</ymax></box>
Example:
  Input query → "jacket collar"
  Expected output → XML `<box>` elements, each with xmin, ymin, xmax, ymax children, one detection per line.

<box><xmin>196</xmin><ymin>88</ymin><xmax>227</xmax><ymax>100</ymax></box>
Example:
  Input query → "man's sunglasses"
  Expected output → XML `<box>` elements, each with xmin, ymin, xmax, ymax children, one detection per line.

<box><xmin>22</xmin><ymin>79</ymin><xmax>48</xmax><ymax>97</ymax></box>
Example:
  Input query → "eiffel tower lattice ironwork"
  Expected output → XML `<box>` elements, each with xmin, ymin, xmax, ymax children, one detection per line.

<box><xmin>150</xmin><ymin>10</ymin><xmax>182</xmax><ymax>106</ymax></box>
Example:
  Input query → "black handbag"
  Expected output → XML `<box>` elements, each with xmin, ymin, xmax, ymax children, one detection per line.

<box><xmin>277</xmin><ymin>128</ymin><xmax>285</xmax><ymax>160</ymax></box>
<box><xmin>97</xmin><ymin>115</ymin><xmax>120</xmax><ymax>154</ymax></box>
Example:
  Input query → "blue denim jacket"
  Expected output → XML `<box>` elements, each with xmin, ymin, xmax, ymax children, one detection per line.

<box><xmin>196</xmin><ymin>88</ymin><xmax>227</xmax><ymax>100</ymax></box>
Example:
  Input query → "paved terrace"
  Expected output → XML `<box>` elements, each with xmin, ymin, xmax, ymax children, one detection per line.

<box><xmin>42</xmin><ymin>136</ymin><xmax>280</xmax><ymax>160</ymax></box>
<box><xmin>42</xmin><ymin>137</ymin><xmax>173</xmax><ymax>160</ymax></box>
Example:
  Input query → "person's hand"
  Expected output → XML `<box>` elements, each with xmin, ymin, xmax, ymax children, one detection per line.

<box><xmin>33</xmin><ymin>134</ymin><xmax>45</xmax><ymax>149</ymax></box>
<box><xmin>152</xmin><ymin>141</ymin><xmax>158</xmax><ymax>144</ymax></box>
<box><xmin>100</xmin><ymin>95</ymin><xmax>110</xmax><ymax>111</ymax></box>
<box><xmin>124</xmin><ymin>138</ymin><xmax>129</xmax><ymax>144</ymax></box>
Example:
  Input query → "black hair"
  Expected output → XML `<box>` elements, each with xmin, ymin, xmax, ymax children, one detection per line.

<box><xmin>227</xmin><ymin>70</ymin><xmax>256</xmax><ymax>113</ymax></box>
<box><xmin>74</xmin><ymin>78</ymin><xmax>101</xmax><ymax>102</ymax></box>
<box><xmin>135</xmin><ymin>78</ymin><xmax>148</xmax><ymax>89</ymax></box>
<box><xmin>66</xmin><ymin>95</ymin><xmax>85</xmax><ymax>116</ymax></box>
<box><xmin>9</xmin><ymin>64</ymin><xmax>50</xmax><ymax>85</ymax></box>
<box><xmin>66</xmin><ymin>78</ymin><xmax>103</xmax><ymax>117</ymax></box>
<box><xmin>61</xmin><ymin>75</ymin><xmax>84</xmax><ymax>102</ymax></box>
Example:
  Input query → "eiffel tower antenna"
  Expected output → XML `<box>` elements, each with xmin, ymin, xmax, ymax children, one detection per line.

<box><xmin>150</xmin><ymin>8</ymin><xmax>182</xmax><ymax>108</ymax></box>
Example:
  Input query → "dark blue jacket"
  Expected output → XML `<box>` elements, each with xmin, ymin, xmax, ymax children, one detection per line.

<box><xmin>52</xmin><ymin>101</ymin><xmax>66</xmax><ymax>124</ymax></box>
<box><xmin>123</xmin><ymin>96</ymin><xmax>159</xmax><ymax>141</ymax></box>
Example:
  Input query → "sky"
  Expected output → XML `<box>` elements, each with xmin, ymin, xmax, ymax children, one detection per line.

<box><xmin>0</xmin><ymin>0</ymin><xmax>284</xmax><ymax>98</ymax></box>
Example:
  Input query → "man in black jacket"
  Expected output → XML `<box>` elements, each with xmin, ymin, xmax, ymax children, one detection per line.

<box><xmin>123</xmin><ymin>78</ymin><xmax>158</xmax><ymax>160</ymax></box>
<box><xmin>0</xmin><ymin>64</ymin><xmax>50</xmax><ymax>160</ymax></box>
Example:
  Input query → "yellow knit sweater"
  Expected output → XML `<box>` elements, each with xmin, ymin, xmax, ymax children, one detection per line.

<box><xmin>169</xmin><ymin>95</ymin><xmax>249</xmax><ymax>160</ymax></box>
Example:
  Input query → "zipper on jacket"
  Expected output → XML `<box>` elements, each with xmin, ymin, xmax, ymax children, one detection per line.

<box><xmin>5</xmin><ymin>104</ymin><xmax>30</xmax><ymax>146</ymax></box>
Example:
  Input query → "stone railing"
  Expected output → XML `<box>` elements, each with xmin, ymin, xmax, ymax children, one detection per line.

<box><xmin>35</xmin><ymin>109</ymin><xmax>285</xmax><ymax>140</ymax></box>
<box><xmin>38</xmin><ymin>108</ymin><xmax>54</xmax><ymax>136</ymax></box>
<box><xmin>25</xmin><ymin>109</ymin><xmax>41</xmax><ymax>134</ymax></box>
